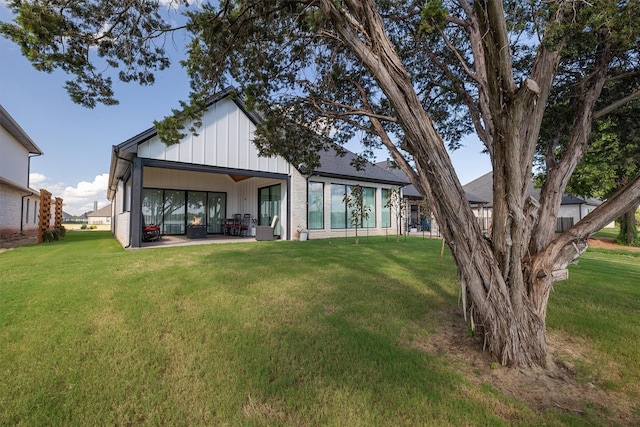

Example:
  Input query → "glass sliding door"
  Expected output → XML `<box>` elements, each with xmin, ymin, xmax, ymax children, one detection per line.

<box><xmin>258</xmin><ymin>184</ymin><xmax>281</xmax><ymax>235</ymax></box>
<box><xmin>142</xmin><ymin>189</ymin><xmax>163</xmax><ymax>226</ymax></box>
<box><xmin>187</xmin><ymin>191</ymin><xmax>207</xmax><ymax>226</ymax></box>
<box><xmin>207</xmin><ymin>192</ymin><xmax>226</xmax><ymax>234</ymax></box>
<box><xmin>163</xmin><ymin>190</ymin><xmax>186</xmax><ymax>235</ymax></box>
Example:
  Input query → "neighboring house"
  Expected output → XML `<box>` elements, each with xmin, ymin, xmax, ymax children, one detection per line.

<box><xmin>107</xmin><ymin>87</ymin><xmax>408</xmax><ymax>248</ymax></box>
<box><xmin>0</xmin><ymin>104</ymin><xmax>43</xmax><ymax>244</ymax></box>
<box><xmin>463</xmin><ymin>172</ymin><xmax>602</xmax><ymax>232</ymax></box>
<box><xmin>87</xmin><ymin>204</ymin><xmax>112</xmax><ymax>225</ymax></box>
<box><xmin>375</xmin><ymin>160</ymin><xmax>489</xmax><ymax>233</ymax></box>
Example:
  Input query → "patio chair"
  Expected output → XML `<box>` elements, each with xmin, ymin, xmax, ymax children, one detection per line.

<box><xmin>255</xmin><ymin>215</ymin><xmax>279</xmax><ymax>241</ymax></box>
<box><xmin>239</xmin><ymin>214</ymin><xmax>251</xmax><ymax>236</ymax></box>
<box><xmin>223</xmin><ymin>216</ymin><xmax>236</xmax><ymax>235</ymax></box>
<box><xmin>231</xmin><ymin>213</ymin><xmax>242</xmax><ymax>235</ymax></box>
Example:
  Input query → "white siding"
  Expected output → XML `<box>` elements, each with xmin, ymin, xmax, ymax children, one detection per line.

<box><xmin>137</xmin><ymin>98</ymin><xmax>290</xmax><ymax>175</ymax></box>
<box><xmin>115</xmin><ymin>211</ymin><xmax>130</xmax><ymax>247</ymax></box>
<box><xmin>0</xmin><ymin>126</ymin><xmax>30</xmax><ymax>186</ymax></box>
<box><xmin>558</xmin><ymin>205</ymin><xmax>581</xmax><ymax>224</ymax></box>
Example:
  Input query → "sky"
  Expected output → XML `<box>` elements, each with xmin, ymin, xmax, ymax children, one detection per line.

<box><xmin>0</xmin><ymin>2</ymin><xmax>491</xmax><ymax>216</ymax></box>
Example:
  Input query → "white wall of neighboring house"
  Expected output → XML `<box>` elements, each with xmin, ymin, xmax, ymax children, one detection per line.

<box><xmin>0</xmin><ymin>126</ymin><xmax>30</xmax><ymax>186</ymax></box>
<box><xmin>87</xmin><ymin>216</ymin><xmax>111</xmax><ymax>225</ymax></box>
<box><xmin>0</xmin><ymin>106</ymin><xmax>42</xmax><ymax>242</ymax></box>
<box><xmin>559</xmin><ymin>202</ymin><xmax>600</xmax><ymax>225</ymax></box>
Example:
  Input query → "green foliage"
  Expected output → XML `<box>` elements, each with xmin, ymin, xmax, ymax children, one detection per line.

<box><xmin>342</xmin><ymin>185</ymin><xmax>371</xmax><ymax>244</ymax></box>
<box><xmin>42</xmin><ymin>227</ymin><xmax>66</xmax><ymax>243</ymax></box>
<box><xmin>419</xmin><ymin>0</ymin><xmax>448</xmax><ymax>35</ymax></box>
<box><xmin>42</xmin><ymin>229</ymin><xmax>54</xmax><ymax>243</ymax></box>
<box><xmin>0</xmin><ymin>0</ymin><xmax>172</xmax><ymax>108</ymax></box>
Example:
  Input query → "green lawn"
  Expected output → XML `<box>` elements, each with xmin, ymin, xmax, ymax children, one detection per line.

<box><xmin>592</xmin><ymin>227</ymin><xmax>620</xmax><ymax>240</ymax></box>
<box><xmin>1</xmin><ymin>231</ymin><xmax>638</xmax><ymax>426</ymax></box>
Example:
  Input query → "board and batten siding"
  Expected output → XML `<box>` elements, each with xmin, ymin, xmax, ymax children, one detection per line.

<box><xmin>136</xmin><ymin>98</ymin><xmax>290</xmax><ymax>175</ymax></box>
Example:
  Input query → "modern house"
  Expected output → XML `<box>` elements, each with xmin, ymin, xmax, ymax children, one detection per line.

<box><xmin>463</xmin><ymin>172</ymin><xmax>602</xmax><ymax>232</ymax></box>
<box><xmin>0</xmin><ymin>104</ymin><xmax>43</xmax><ymax>246</ymax></box>
<box><xmin>376</xmin><ymin>160</ymin><xmax>489</xmax><ymax>233</ymax></box>
<box><xmin>107</xmin><ymin>88</ymin><xmax>408</xmax><ymax>248</ymax></box>
<box><xmin>87</xmin><ymin>204</ymin><xmax>112</xmax><ymax>225</ymax></box>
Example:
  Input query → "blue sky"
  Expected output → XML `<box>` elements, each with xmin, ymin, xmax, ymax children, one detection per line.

<box><xmin>0</xmin><ymin>2</ymin><xmax>490</xmax><ymax>215</ymax></box>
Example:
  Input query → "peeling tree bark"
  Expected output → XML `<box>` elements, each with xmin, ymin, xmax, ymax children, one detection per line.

<box><xmin>316</xmin><ymin>0</ymin><xmax>640</xmax><ymax>367</ymax></box>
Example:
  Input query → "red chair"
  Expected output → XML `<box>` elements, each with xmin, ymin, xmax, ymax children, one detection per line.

<box><xmin>231</xmin><ymin>213</ymin><xmax>242</xmax><ymax>235</ymax></box>
<box><xmin>223</xmin><ymin>217</ymin><xmax>235</xmax><ymax>235</ymax></box>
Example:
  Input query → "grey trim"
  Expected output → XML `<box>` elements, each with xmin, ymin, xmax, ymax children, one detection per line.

<box><xmin>130</xmin><ymin>157</ymin><xmax>144</xmax><ymax>248</ymax></box>
<box><xmin>310</xmin><ymin>171</ymin><xmax>405</xmax><ymax>186</ymax></box>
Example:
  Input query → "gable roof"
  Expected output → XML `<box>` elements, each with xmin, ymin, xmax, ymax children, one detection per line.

<box><xmin>87</xmin><ymin>204</ymin><xmax>112</xmax><ymax>217</ymax></box>
<box><xmin>313</xmin><ymin>148</ymin><xmax>408</xmax><ymax>186</ymax></box>
<box><xmin>375</xmin><ymin>160</ymin><xmax>488</xmax><ymax>204</ymax></box>
<box><xmin>463</xmin><ymin>172</ymin><xmax>601</xmax><ymax>207</ymax></box>
<box><xmin>0</xmin><ymin>104</ymin><xmax>43</xmax><ymax>155</ymax></box>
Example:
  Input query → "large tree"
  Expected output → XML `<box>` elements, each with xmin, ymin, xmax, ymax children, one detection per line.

<box><xmin>3</xmin><ymin>0</ymin><xmax>640</xmax><ymax>367</ymax></box>
<box><xmin>538</xmin><ymin>78</ymin><xmax>640</xmax><ymax>245</ymax></box>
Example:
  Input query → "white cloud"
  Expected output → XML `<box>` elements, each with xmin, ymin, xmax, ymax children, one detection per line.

<box><xmin>29</xmin><ymin>172</ymin><xmax>48</xmax><ymax>188</ymax></box>
<box><xmin>30</xmin><ymin>172</ymin><xmax>111</xmax><ymax>216</ymax></box>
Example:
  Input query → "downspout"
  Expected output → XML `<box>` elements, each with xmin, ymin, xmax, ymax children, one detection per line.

<box><xmin>21</xmin><ymin>152</ymin><xmax>42</xmax><ymax>234</ymax></box>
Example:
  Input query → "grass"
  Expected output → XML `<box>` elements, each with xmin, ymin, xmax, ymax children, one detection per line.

<box><xmin>1</xmin><ymin>231</ymin><xmax>638</xmax><ymax>426</ymax></box>
<box><xmin>592</xmin><ymin>227</ymin><xmax>619</xmax><ymax>240</ymax></box>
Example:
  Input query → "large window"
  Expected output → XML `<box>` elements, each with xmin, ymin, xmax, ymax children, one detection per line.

<box><xmin>308</xmin><ymin>182</ymin><xmax>324</xmax><ymax>229</ymax></box>
<box><xmin>331</xmin><ymin>184</ymin><xmax>376</xmax><ymax>229</ymax></box>
<box><xmin>330</xmin><ymin>185</ymin><xmax>347</xmax><ymax>229</ymax></box>
<box><xmin>362</xmin><ymin>187</ymin><xmax>375</xmax><ymax>228</ymax></box>
<box><xmin>381</xmin><ymin>188</ymin><xmax>391</xmax><ymax>228</ymax></box>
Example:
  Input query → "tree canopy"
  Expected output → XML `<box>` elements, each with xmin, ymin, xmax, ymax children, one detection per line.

<box><xmin>3</xmin><ymin>0</ymin><xmax>640</xmax><ymax>368</ymax></box>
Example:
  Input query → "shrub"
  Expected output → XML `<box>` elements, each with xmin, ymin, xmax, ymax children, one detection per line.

<box><xmin>42</xmin><ymin>230</ymin><xmax>54</xmax><ymax>243</ymax></box>
<box><xmin>80</xmin><ymin>224</ymin><xmax>87</xmax><ymax>230</ymax></box>
<box><xmin>89</xmin><ymin>225</ymin><xmax>97</xmax><ymax>230</ymax></box>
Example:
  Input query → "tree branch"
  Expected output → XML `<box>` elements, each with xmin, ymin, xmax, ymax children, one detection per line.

<box><xmin>547</xmin><ymin>174</ymin><xmax>640</xmax><ymax>269</ymax></box>
<box><xmin>593</xmin><ymin>89</ymin><xmax>640</xmax><ymax>120</ymax></box>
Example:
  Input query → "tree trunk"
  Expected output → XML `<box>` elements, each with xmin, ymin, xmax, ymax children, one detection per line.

<box><xmin>618</xmin><ymin>205</ymin><xmax>638</xmax><ymax>245</ymax></box>
<box><xmin>319</xmin><ymin>0</ymin><xmax>640</xmax><ymax>367</ymax></box>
